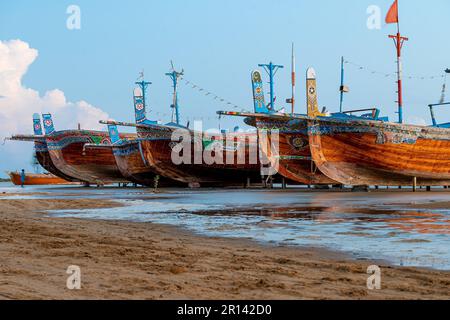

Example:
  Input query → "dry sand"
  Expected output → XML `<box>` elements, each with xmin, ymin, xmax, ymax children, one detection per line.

<box><xmin>0</xmin><ymin>196</ymin><xmax>449</xmax><ymax>300</ymax></box>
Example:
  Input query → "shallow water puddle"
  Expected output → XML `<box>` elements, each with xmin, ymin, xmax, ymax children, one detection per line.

<box><xmin>2</xmin><ymin>182</ymin><xmax>449</xmax><ymax>270</ymax></box>
<box><xmin>33</xmin><ymin>187</ymin><xmax>448</xmax><ymax>270</ymax></box>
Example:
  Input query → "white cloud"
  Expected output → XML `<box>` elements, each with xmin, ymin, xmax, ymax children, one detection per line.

<box><xmin>0</xmin><ymin>39</ymin><xmax>110</xmax><ymax>176</ymax></box>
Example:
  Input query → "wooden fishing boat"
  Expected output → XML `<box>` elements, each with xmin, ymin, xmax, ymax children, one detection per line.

<box><xmin>308</xmin><ymin>114</ymin><xmax>450</xmax><ymax>187</ymax></box>
<box><xmin>32</xmin><ymin>114</ymin><xmax>80</xmax><ymax>182</ymax></box>
<box><xmin>103</xmin><ymin>81</ymin><xmax>263</xmax><ymax>188</ymax></box>
<box><xmin>40</xmin><ymin>114</ymin><xmax>134</xmax><ymax>185</ymax></box>
<box><xmin>256</xmin><ymin>68</ymin><xmax>450</xmax><ymax>187</ymax></box>
<box><xmin>102</xmin><ymin>120</ymin><xmax>263</xmax><ymax>188</ymax></box>
<box><xmin>138</xmin><ymin>125</ymin><xmax>262</xmax><ymax>188</ymax></box>
<box><xmin>307</xmin><ymin>3</ymin><xmax>450</xmax><ymax>187</ymax></box>
<box><xmin>244</xmin><ymin>69</ymin><xmax>336</xmax><ymax>185</ymax></box>
<box><xmin>8</xmin><ymin>171</ymin><xmax>74</xmax><ymax>185</ymax></box>
<box><xmin>219</xmin><ymin>68</ymin><xmax>389</xmax><ymax>186</ymax></box>
<box><xmin>250</xmin><ymin>116</ymin><xmax>337</xmax><ymax>185</ymax></box>
<box><xmin>9</xmin><ymin>114</ymin><xmax>80</xmax><ymax>182</ymax></box>
<box><xmin>84</xmin><ymin>124</ymin><xmax>185</xmax><ymax>187</ymax></box>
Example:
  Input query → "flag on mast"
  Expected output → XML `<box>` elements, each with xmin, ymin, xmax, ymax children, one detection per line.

<box><xmin>386</xmin><ymin>0</ymin><xmax>399</xmax><ymax>24</ymax></box>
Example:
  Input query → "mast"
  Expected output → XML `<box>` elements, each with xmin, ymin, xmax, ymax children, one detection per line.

<box><xmin>258</xmin><ymin>61</ymin><xmax>284</xmax><ymax>111</ymax></box>
<box><xmin>388</xmin><ymin>0</ymin><xmax>408</xmax><ymax>123</ymax></box>
<box><xmin>166</xmin><ymin>61</ymin><xmax>184</xmax><ymax>125</ymax></box>
<box><xmin>135</xmin><ymin>72</ymin><xmax>151</xmax><ymax>114</ymax></box>
<box><xmin>440</xmin><ymin>69</ymin><xmax>449</xmax><ymax>104</ymax></box>
<box><xmin>291</xmin><ymin>43</ymin><xmax>296</xmax><ymax>114</ymax></box>
<box><xmin>339</xmin><ymin>56</ymin><xmax>345</xmax><ymax>112</ymax></box>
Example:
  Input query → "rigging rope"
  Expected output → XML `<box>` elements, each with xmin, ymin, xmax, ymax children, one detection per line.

<box><xmin>344</xmin><ymin>59</ymin><xmax>446</xmax><ymax>80</ymax></box>
<box><xmin>179</xmin><ymin>76</ymin><xmax>250</xmax><ymax>113</ymax></box>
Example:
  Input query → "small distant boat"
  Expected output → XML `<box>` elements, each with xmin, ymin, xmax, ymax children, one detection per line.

<box><xmin>8</xmin><ymin>171</ymin><xmax>74</xmax><ymax>186</ymax></box>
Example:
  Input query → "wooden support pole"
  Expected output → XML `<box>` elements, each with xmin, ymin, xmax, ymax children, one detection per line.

<box><xmin>412</xmin><ymin>177</ymin><xmax>417</xmax><ymax>192</ymax></box>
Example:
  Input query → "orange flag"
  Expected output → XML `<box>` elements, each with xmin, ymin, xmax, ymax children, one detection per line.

<box><xmin>386</xmin><ymin>0</ymin><xmax>399</xmax><ymax>24</ymax></box>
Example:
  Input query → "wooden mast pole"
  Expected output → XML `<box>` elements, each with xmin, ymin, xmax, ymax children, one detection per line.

<box><xmin>291</xmin><ymin>43</ymin><xmax>296</xmax><ymax>114</ymax></box>
<box><xmin>388</xmin><ymin>0</ymin><xmax>408</xmax><ymax>124</ymax></box>
<box><xmin>339</xmin><ymin>56</ymin><xmax>345</xmax><ymax>113</ymax></box>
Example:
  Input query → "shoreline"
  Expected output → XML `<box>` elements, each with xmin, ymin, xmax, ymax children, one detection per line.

<box><xmin>0</xmin><ymin>195</ymin><xmax>449</xmax><ymax>299</ymax></box>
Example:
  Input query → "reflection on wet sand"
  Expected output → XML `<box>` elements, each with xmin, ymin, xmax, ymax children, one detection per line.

<box><xmin>192</xmin><ymin>205</ymin><xmax>450</xmax><ymax>235</ymax></box>
<box><xmin>1</xmin><ymin>183</ymin><xmax>449</xmax><ymax>270</ymax></box>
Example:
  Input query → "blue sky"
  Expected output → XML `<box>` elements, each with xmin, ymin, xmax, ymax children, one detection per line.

<box><xmin>0</xmin><ymin>0</ymin><xmax>449</xmax><ymax>175</ymax></box>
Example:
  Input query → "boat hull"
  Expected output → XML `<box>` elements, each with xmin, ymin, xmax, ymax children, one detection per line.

<box><xmin>308</xmin><ymin>117</ymin><xmax>450</xmax><ymax>186</ymax></box>
<box><xmin>254</xmin><ymin>117</ymin><xmax>337</xmax><ymax>185</ymax></box>
<box><xmin>34</xmin><ymin>140</ymin><xmax>80</xmax><ymax>182</ymax></box>
<box><xmin>110</xmin><ymin>140</ymin><xmax>185</xmax><ymax>187</ymax></box>
<box><xmin>137</xmin><ymin>125</ymin><xmax>262</xmax><ymax>187</ymax></box>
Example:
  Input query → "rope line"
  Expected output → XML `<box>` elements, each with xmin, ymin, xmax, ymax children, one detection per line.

<box><xmin>344</xmin><ymin>59</ymin><xmax>446</xmax><ymax>80</ymax></box>
<box><xmin>179</xmin><ymin>76</ymin><xmax>250</xmax><ymax>113</ymax></box>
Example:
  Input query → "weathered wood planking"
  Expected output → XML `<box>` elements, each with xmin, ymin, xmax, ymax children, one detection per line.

<box><xmin>308</xmin><ymin>117</ymin><xmax>450</xmax><ymax>186</ymax></box>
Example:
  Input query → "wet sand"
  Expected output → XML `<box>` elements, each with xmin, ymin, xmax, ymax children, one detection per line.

<box><xmin>0</xmin><ymin>195</ymin><xmax>450</xmax><ymax>300</ymax></box>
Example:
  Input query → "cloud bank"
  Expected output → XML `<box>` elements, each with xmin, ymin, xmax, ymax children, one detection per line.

<box><xmin>0</xmin><ymin>39</ymin><xmax>109</xmax><ymax>175</ymax></box>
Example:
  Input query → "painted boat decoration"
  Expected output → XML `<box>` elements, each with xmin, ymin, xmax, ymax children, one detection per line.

<box><xmin>308</xmin><ymin>116</ymin><xmax>450</xmax><ymax>186</ymax></box>
<box><xmin>220</xmin><ymin>65</ymin><xmax>385</xmax><ymax>185</ymax></box>
<box><xmin>104</xmin><ymin>75</ymin><xmax>263</xmax><ymax>188</ymax></box>
<box><xmin>221</xmin><ymin>67</ymin><xmax>450</xmax><ymax>187</ymax></box>
<box><xmin>307</xmin><ymin>89</ymin><xmax>450</xmax><ymax>187</ymax></box>
<box><xmin>136</xmin><ymin>124</ymin><xmax>262</xmax><ymax>188</ymax></box>
<box><xmin>247</xmin><ymin>69</ymin><xmax>337</xmax><ymax>185</ymax></box>
<box><xmin>9</xmin><ymin>114</ymin><xmax>80</xmax><ymax>182</ymax></box>
<box><xmin>306</xmin><ymin>4</ymin><xmax>450</xmax><ymax>187</ymax></box>
<box><xmin>40</xmin><ymin>114</ymin><xmax>134</xmax><ymax>185</ymax></box>
<box><xmin>8</xmin><ymin>171</ymin><xmax>74</xmax><ymax>186</ymax></box>
<box><xmin>84</xmin><ymin>124</ymin><xmax>185</xmax><ymax>187</ymax></box>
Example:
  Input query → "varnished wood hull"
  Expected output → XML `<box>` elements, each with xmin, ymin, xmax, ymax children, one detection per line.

<box><xmin>137</xmin><ymin>125</ymin><xmax>262</xmax><ymax>187</ymax></box>
<box><xmin>45</xmin><ymin>130</ymin><xmax>134</xmax><ymax>185</ymax></box>
<box><xmin>308</xmin><ymin>117</ymin><xmax>450</xmax><ymax>186</ymax></box>
<box><xmin>8</xmin><ymin>172</ymin><xmax>74</xmax><ymax>185</ymax></box>
<box><xmin>254</xmin><ymin>118</ymin><xmax>337</xmax><ymax>185</ymax></box>
<box><xmin>34</xmin><ymin>141</ymin><xmax>80</xmax><ymax>182</ymax></box>
<box><xmin>110</xmin><ymin>141</ymin><xmax>185</xmax><ymax>187</ymax></box>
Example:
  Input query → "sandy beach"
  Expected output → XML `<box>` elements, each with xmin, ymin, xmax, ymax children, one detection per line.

<box><xmin>0</xmin><ymin>192</ymin><xmax>449</xmax><ymax>300</ymax></box>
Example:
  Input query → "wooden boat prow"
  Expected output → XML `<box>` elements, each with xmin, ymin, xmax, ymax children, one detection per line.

<box><xmin>217</xmin><ymin>68</ymin><xmax>337</xmax><ymax>185</ymax></box>
<box><xmin>84</xmin><ymin>124</ymin><xmax>185</xmax><ymax>187</ymax></box>
<box><xmin>40</xmin><ymin>113</ymin><xmax>134</xmax><ymax>185</ymax></box>
<box><xmin>308</xmin><ymin>116</ymin><xmax>450</xmax><ymax>186</ymax></box>
<box><xmin>305</xmin><ymin>68</ymin><xmax>450</xmax><ymax>187</ymax></box>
